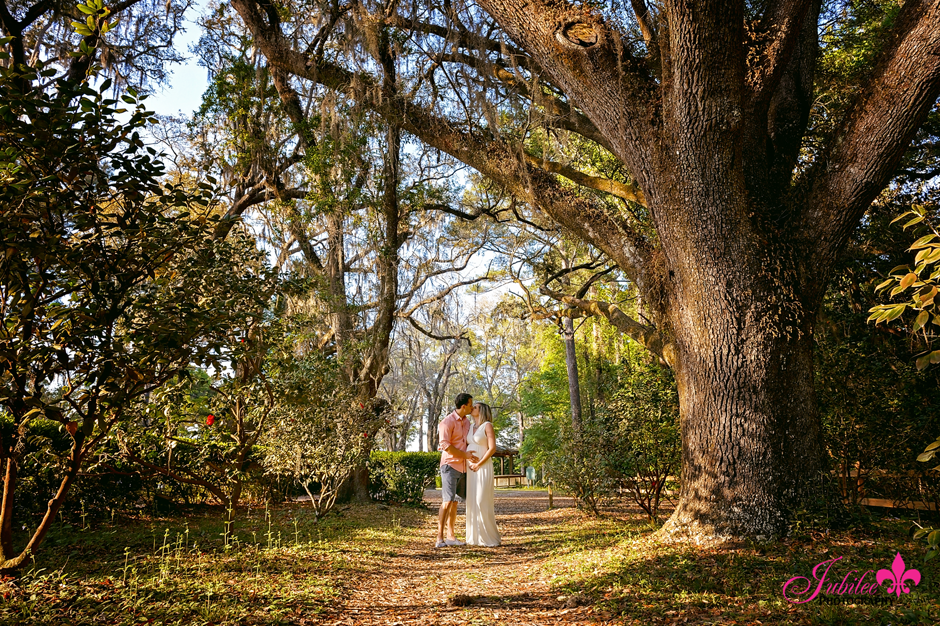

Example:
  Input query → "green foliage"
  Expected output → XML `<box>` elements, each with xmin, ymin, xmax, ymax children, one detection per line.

<box><xmin>545</xmin><ymin>417</ymin><xmax>619</xmax><ymax>516</ymax></box>
<box><xmin>0</xmin><ymin>415</ymin><xmax>145</xmax><ymax>520</ymax></box>
<box><xmin>519</xmin><ymin>416</ymin><xmax>561</xmax><ymax>472</ymax></box>
<box><xmin>816</xmin><ymin>327</ymin><xmax>940</xmax><ymax>509</ymax></box>
<box><xmin>608</xmin><ymin>363</ymin><xmax>681</xmax><ymax>521</ymax></box>
<box><xmin>519</xmin><ymin>325</ymin><xmax>576</xmax><ymax>420</ymax></box>
<box><xmin>260</xmin><ymin>349</ymin><xmax>386</xmax><ymax>519</ymax></box>
<box><xmin>368</xmin><ymin>451</ymin><xmax>441</xmax><ymax>507</ymax></box>
<box><xmin>0</xmin><ymin>58</ymin><xmax>273</xmax><ymax>568</ymax></box>
<box><xmin>913</xmin><ymin>524</ymin><xmax>940</xmax><ymax>562</ymax></box>
<box><xmin>519</xmin><ymin>315</ymin><xmax>680</xmax><ymax>520</ymax></box>
<box><xmin>870</xmin><ymin>205</ymin><xmax>940</xmax><ymax>369</ymax></box>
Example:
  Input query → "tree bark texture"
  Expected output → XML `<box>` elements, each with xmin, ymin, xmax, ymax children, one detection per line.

<box><xmin>562</xmin><ymin>316</ymin><xmax>583</xmax><ymax>430</ymax></box>
<box><xmin>229</xmin><ymin>0</ymin><xmax>940</xmax><ymax>538</ymax></box>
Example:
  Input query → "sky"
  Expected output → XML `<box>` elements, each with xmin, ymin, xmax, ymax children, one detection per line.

<box><xmin>146</xmin><ymin>9</ymin><xmax>209</xmax><ymax>118</ymax></box>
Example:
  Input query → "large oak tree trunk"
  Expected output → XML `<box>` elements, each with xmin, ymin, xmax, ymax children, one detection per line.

<box><xmin>663</xmin><ymin>254</ymin><xmax>824</xmax><ymax>538</ymax></box>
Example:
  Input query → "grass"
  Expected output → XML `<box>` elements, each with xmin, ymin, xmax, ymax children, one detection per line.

<box><xmin>1</xmin><ymin>499</ymin><xmax>938</xmax><ymax>625</ymax></box>
<box><xmin>0</xmin><ymin>502</ymin><xmax>426</xmax><ymax>625</ymax></box>
<box><xmin>524</xmin><ymin>509</ymin><xmax>940</xmax><ymax>624</ymax></box>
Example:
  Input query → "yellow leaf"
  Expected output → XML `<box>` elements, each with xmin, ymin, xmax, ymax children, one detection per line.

<box><xmin>910</xmin><ymin>234</ymin><xmax>938</xmax><ymax>250</ymax></box>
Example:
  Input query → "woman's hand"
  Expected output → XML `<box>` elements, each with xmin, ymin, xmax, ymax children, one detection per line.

<box><xmin>469</xmin><ymin>463</ymin><xmax>479</xmax><ymax>472</ymax></box>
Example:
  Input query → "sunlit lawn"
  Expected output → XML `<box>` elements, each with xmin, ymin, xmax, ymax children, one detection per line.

<box><xmin>526</xmin><ymin>508</ymin><xmax>940</xmax><ymax>625</ymax></box>
<box><xmin>1</xmin><ymin>498</ymin><xmax>938</xmax><ymax>625</ymax></box>
<box><xmin>1</xmin><ymin>503</ymin><xmax>425</xmax><ymax>625</ymax></box>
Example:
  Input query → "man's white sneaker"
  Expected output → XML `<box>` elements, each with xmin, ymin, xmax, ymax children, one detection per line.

<box><xmin>444</xmin><ymin>538</ymin><xmax>465</xmax><ymax>546</ymax></box>
<box><xmin>435</xmin><ymin>539</ymin><xmax>447</xmax><ymax>548</ymax></box>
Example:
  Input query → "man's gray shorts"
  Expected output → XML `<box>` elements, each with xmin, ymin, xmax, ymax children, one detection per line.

<box><xmin>440</xmin><ymin>464</ymin><xmax>466</xmax><ymax>503</ymax></box>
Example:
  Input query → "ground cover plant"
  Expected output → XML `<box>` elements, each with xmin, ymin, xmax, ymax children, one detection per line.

<box><xmin>1</xmin><ymin>493</ymin><xmax>937</xmax><ymax>625</ymax></box>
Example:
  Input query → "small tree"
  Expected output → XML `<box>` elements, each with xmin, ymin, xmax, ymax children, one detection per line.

<box><xmin>118</xmin><ymin>352</ymin><xmax>278</xmax><ymax>541</ymax></box>
<box><xmin>609</xmin><ymin>364</ymin><xmax>681</xmax><ymax>522</ymax></box>
<box><xmin>541</xmin><ymin>417</ymin><xmax>618</xmax><ymax>516</ymax></box>
<box><xmin>0</xmin><ymin>60</ymin><xmax>271</xmax><ymax>570</ymax></box>
<box><xmin>260</xmin><ymin>353</ymin><xmax>387</xmax><ymax>519</ymax></box>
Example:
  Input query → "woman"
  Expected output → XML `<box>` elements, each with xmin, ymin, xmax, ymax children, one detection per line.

<box><xmin>466</xmin><ymin>402</ymin><xmax>501</xmax><ymax>547</ymax></box>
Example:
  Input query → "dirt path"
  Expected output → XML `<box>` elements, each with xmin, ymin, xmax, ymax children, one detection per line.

<box><xmin>324</xmin><ymin>489</ymin><xmax>609</xmax><ymax>626</ymax></box>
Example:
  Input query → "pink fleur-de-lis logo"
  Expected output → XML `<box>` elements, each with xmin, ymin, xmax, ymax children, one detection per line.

<box><xmin>876</xmin><ymin>552</ymin><xmax>921</xmax><ymax>598</ymax></box>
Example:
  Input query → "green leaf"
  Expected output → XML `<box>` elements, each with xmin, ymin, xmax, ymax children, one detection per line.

<box><xmin>77</xmin><ymin>5</ymin><xmax>95</xmax><ymax>14</ymax></box>
<box><xmin>926</xmin><ymin>441</ymin><xmax>940</xmax><ymax>452</ymax></box>
<box><xmin>86</xmin><ymin>15</ymin><xmax>96</xmax><ymax>30</ymax></box>
<box><xmin>913</xmin><ymin>310</ymin><xmax>930</xmax><ymax>332</ymax></box>
<box><xmin>903</xmin><ymin>215</ymin><xmax>926</xmax><ymax>229</ymax></box>
<box><xmin>910</xmin><ymin>234</ymin><xmax>938</xmax><ymax>250</ymax></box>
<box><xmin>891</xmin><ymin>211</ymin><xmax>916</xmax><ymax>225</ymax></box>
<box><xmin>930</xmin><ymin>530</ymin><xmax>940</xmax><ymax>546</ymax></box>
<box><xmin>924</xmin><ymin>248</ymin><xmax>940</xmax><ymax>264</ymax></box>
<box><xmin>875</xmin><ymin>278</ymin><xmax>894</xmax><ymax>292</ymax></box>
<box><xmin>917</xmin><ymin>451</ymin><xmax>934</xmax><ymax>462</ymax></box>
<box><xmin>916</xmin><ymin>354</ymin><xmax>932</xmax><ymax>371</ymax></box>
<box><xmin>931</xmin><ymin>350</ymin><xmax>940</xmax><ymax>365</ymax></box>
<box><xmin>889</xmin><ymin>264</ymin><xmax>911</xmax><ymax>276</ymax></box>
<box><xmin>885</xmin><ymin>304</ymin><xmax>907</xmax><ymax>322</ymax></box>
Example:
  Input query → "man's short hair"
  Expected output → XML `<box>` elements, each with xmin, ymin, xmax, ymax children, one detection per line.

<box><xmin>455</xmin><ymin>393</ymin><xmax>473</xmax><ymax>410</ymax></box>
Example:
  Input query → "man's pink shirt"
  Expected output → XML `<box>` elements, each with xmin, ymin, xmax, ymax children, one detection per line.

<box><xmin>438</xmin><ymin>410</ymin><xmax>470</xmax><ymax>473</ymax></box>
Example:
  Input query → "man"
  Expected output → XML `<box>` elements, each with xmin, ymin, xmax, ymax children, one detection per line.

<box><xmin>436</xmin><ymin>393</ymin><xmax>478</xmax><ymax>548</ymax></box>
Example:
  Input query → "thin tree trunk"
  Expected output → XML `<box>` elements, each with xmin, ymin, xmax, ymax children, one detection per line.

<box><xmin>1</xmin><ymin>447</ymin><xmax>82</xmax><ymax>573</ymax></box>
<box><xmin>562</xmin><ymin>316</ymin><xmax>582</xmax><ymax>430</ymax></box>
<box><xmin>418</xmin><ymin>407</ymin><xmax>425</xmax><ymax>452</ymax></box>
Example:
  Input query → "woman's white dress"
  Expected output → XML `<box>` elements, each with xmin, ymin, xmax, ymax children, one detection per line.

<box><xmin>466</xmin><ymin>423</ymin><xmax>501</xmax><ymax>546</ymax></box>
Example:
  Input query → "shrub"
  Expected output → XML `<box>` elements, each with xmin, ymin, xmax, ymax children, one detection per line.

<box><xmin>260</xmin><ymin>354</ymin><xmax>386</xmax><ymax>519</ymax></box>
<box><xmin>544</xmin><ymin>418</ymin><xmax>619</xmax><ymax>516</ymax></box>
<box><xmin>368</xmin><ymin>452</ymin><xmax>441</xmax><ymax>507</ymax></box>
<box><xmin>609</xmin><ymin>363</ymin><xmax>681</xmax><ymax>521</ymax></box>
<box><xmin>0</xmin><ymin>58</ymin><xmax>273</xmax><ymax>571</ymax></box>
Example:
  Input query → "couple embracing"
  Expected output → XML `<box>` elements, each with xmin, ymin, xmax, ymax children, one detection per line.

<box><xmin>435</xmin><ymin>393</ymin><xmax>501</xmax><ymax>548</ymax></box>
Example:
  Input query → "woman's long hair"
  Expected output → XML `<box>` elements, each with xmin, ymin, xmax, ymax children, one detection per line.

<box><xmin>475</xmin><ymin>402</ymin><xmax>493</xmax><ymax>424</ymax></box>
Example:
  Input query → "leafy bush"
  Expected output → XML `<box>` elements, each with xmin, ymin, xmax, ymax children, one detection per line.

<box><xmin>544</xmin><ymin>417</ymin><xmax>619</xmax><ymax>516</ymax></box>
<box><xmin>0</xmin><ymin>54</ymin><xmax>273</xmax><ymax>570</ymax></box>
<box><xmin>609</xmin><ymin>363</ymin><xmax>681</xmax><ymax>521</ymax></box>
<box><xmin>519</xmin><ymin>416</ymin><xmax>560</xmax><ymax>474</ymax></box>
<box><xmin>260</xmin><ymin>352</ymin><xmax>386</xmax><ymax>519</ymax></box>
<box><xmin>368</xmin><ymin>452</ymin><xmax>441</xmax><ymax>506</ymax></box>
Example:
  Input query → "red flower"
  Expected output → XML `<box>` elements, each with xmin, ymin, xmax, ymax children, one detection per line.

<box><xmin>362</xmin><ymin>432</ymin><xmax>368</xmax><ymax>438</ymax></box>
<box><xmin>359</xmin><ymin>402</ymin><xmax>364</xmax><ymax>409</ymax></box>
<box><xmin>206</xmin><ymin>414</ymin><xmax>215</xmax><ymax>426</ymax></box>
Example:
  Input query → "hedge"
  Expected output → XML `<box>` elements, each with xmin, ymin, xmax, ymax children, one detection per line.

<box><xmin>368</xmin><ymin>451</ymin><xmax>441</xmax><ymax>507</ymax></box>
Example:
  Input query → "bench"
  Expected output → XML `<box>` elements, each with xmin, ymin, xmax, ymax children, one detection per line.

<box><xmin>494</xmin><ymin>474</ymin><xmax>525</xmax><ymax>488</ymax></box>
